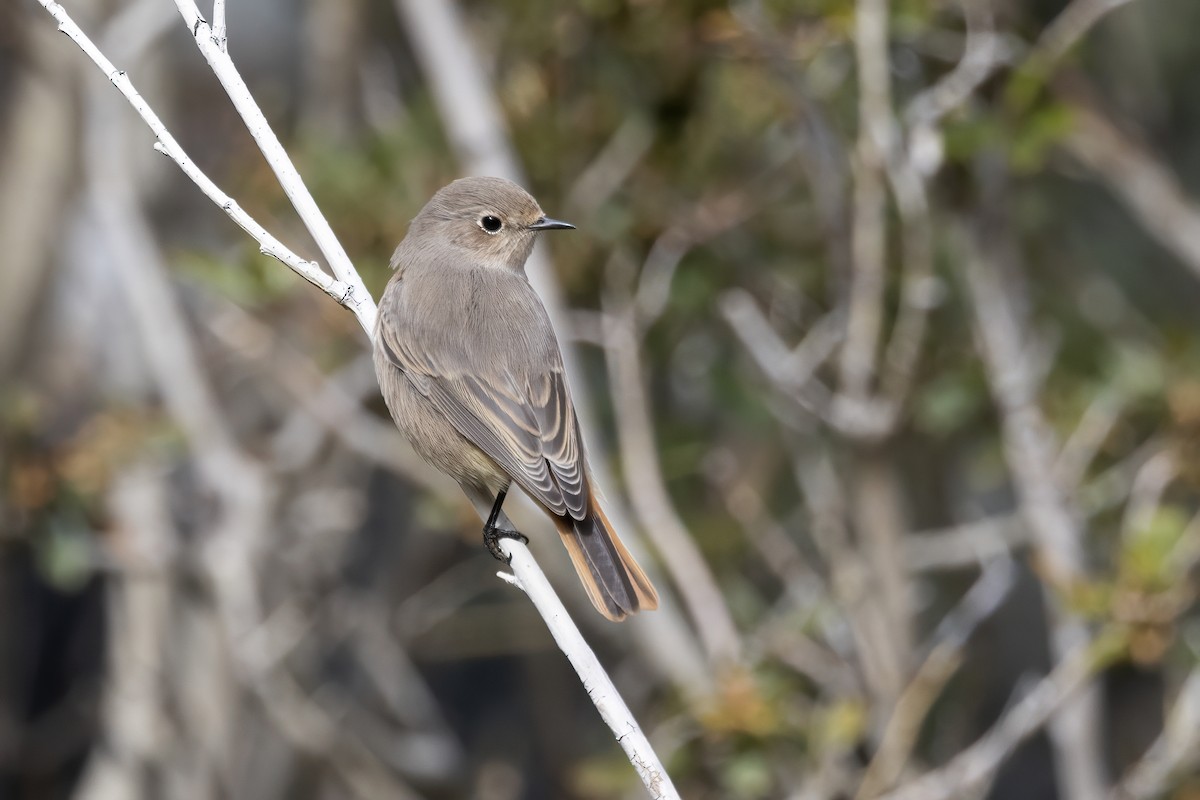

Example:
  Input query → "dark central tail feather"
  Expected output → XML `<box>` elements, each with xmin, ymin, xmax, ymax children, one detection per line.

<box><xmin>554</xmin><ymin>498</ymin><xmax>659</xmax><ymax>621</ymax></box>
<box><xmin>574</xmin><ymin>513</ymin><xmax>637</xmax><ymax>615</ymax></box>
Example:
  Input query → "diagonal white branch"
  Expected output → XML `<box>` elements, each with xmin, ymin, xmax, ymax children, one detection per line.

<box><xmin>37</xmin><ymin>0</ymin><xmax>351</xmax><ymax>308</ymax></box>
<box><xmin>496</xmin><ymin>552</ymin><xmax>678</xmax><ymax>798</ymax></box>
<box><xmin>171</xmin><ymin>0</ymin><xmax>376</xmax><ymax>333</ymax></box>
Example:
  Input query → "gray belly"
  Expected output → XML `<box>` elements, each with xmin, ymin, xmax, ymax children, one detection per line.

<box><xmin>375</xmin><ymin>357</ymin><xmax>508</xmax><ymax>493</ymax></box>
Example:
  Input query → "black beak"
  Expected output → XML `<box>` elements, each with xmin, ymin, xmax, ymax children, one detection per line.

<box><xmin>528</xmin><ymin>216</ymin><xmax>575</xmax><ymax>231</ymax></box>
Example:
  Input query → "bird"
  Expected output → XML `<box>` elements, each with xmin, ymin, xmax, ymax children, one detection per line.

<box><xmin>373</xmin><ymin>176</ymin><xmax>659</xmax><ymax>621</ymax></box>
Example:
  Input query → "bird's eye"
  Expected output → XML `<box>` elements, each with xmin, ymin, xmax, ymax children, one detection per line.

<box><xmin>480</xmin><ymin>215</ymin><xmax>503</xmax><ymax>233</ymax></box>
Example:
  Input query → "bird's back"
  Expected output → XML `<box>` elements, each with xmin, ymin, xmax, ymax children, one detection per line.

<box><xmin>385</xmin><ymin>254</ymin><xmax>564</xmax><ymax>383</ymax></box>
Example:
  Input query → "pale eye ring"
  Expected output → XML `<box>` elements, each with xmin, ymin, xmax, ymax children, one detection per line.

<box><xmin>479</xmin><ymin>215</ymin><xmax>503</xmax><ymax>234</ymax></box>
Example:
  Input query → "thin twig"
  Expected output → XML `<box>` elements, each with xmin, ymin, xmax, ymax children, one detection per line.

<box><xmin>565</xmin><ymin>115</ymin><xmax>656</xmax><ymax>218</ymax></box>
<box><xmin>881</xmin><ymin>632</ymin><xmax>1122</xmax><ymax>800</ymax></box>
<box><xmin>1120</xmin><ymin>449</ymin><xmax>1176</xmax><ymax>538</ymax></box>
<box><xmin>171</xmin><ymin>0</ymin><xmax>375</xmax><ymax>332</ymax></box>
<box><xmin>1054</xmin><ymin>389</ymin><xmax>1125</xmax><ymax>489</ymax></box>
<box><xmin>719</xmin><ymin>289</ymin><xmax>837</xmax><ymax>420</ymax></box>
<box><xmin>1062</xmin><ymin>102</ymin><xmax>1200</xmax><ymax>283</ymax></box>
<box><xmin>1031</xmin><ymin>0</ymin><xmax>1137</xmax><ymax>70</ymax></box>
<box><xmin>856</xmin><ymin>646</ymin><xmax>963</xmax><ymax>798</ymax></box>
<box><xmin>200</xmin><ymin>296</ymin><xmax>447</xmax><ymax>491</ymax></box>
<box><xmin>861</xmin><ymin>552</ymin><xmax>1018</xmax><ymax>795</ymax></box>
<box><xmin>796</xmin><ymin>452</ymin><xmax>907</xmax><ymax>708</ymax></box>
<box><xmin>602</xmin><ymin>299</ymin><xmax>744</xmax><ymax>667</ymax></box>
<box><xmin>905</xmin><ymin>515</ymin><xmax>1030</xmax><ymax>572</ymax></box>
<box><xmin>961</xmin><ymin>225</ymin><xmax>1108</xmax><ymax>800</ymax></box>
<box><xmin>905</xmin><ymin>0</ymin><xmax>1015</xmax><ymax>134</ymax></box>
<box><xmin>1111</xmin><ymin>668</ymin><xmax>1200</xmax><ymax>799</ymax></box>
<box><xmin>35</xmin><ymin>0</ymin><xmax>352</xmax><ymax>308</ymax></box>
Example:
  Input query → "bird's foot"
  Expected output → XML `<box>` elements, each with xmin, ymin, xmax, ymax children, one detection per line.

<box><xmin>483</xmin><ymin>524</ymin><xmax>528</xmax><ymax>564</ymax></box>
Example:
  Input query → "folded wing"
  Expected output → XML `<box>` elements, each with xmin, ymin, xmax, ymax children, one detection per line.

<box><xmin>378</xmin><ymin>309</ymin><xmax>589</xmax><ymax>520</ymax></box>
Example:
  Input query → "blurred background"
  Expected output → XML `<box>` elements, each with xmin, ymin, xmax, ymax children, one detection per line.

<box><xmin>3</xmin><ymin>0</ymin><xmax>1200</xmax><ymax>798</ymax></box>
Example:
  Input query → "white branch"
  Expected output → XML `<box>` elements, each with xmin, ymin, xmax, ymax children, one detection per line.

<box><xmin>497</xmin><ymin>547</ymin><xmax>680</xmax><ymax>799</ymax></box>
<box><xmin>37</xmin><ymin>0</ymin><xmax>351</xmax><ymax>309</ymax></box>
<box><xmin>34</xmin><ymin>2</ymin><xmax>677</xmax><ymax>796</ymax></box>
<box><xmin>211</xmin><ymin>0</ymin><xmax>226</xmax><ymax>51</ymax></box>
<box><xmin>171</xmin><ymin>0</ymin><xmax>376</xmax><ymax>333</ymax></box>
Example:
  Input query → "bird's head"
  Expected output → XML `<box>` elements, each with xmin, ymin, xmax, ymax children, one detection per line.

<box><xmin>408</xmin><ymin>176</ymin><xmax>574</xmax><ymax>270</ymax></box>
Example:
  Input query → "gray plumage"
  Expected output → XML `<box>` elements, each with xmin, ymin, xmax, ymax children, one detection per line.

<box><xmin>374</xmin><ymin>177</ymin><xmax>658</xmax><ymax>621</ymax></box>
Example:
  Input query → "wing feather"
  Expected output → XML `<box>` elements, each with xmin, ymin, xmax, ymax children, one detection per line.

<box><xmin>378</xmin><ymin>305</ymin><xmax>588</xmax><ymax>519</ymax></box>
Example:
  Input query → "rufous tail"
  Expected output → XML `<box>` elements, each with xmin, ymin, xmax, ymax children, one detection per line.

<box><xmin>554</xmin><ymin>497</ymin><xmax>658</xmax><ymax>621</ymax></box>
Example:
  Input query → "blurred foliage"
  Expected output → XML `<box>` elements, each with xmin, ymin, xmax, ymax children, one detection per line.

<box><xmin>7</xmin><ymin>0</ymin><xmax>1200</xmax><ymax>797</ymax></box>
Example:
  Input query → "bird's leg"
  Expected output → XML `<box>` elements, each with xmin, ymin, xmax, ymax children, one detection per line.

<box><xmin>482</xmin><ymin>488</ymin><xmax>528</xmax><ymax>564</ymax></box>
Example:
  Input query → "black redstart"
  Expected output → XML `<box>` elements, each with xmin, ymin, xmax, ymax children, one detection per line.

<box><xmin>374</xmin><ymin>177</ymin><xmax>658</xmax><ymax>621</ymax></box>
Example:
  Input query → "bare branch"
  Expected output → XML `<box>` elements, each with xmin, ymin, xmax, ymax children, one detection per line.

<box><xmin>795</xmin><ymin>452</ymin><xmax>907</xmax><ymax>707</ymax></box>
<box><xmin>962</xmin><ymin>227</ymin><xmax>1108</xmax><ymax>800</ymax></box>
<box><xmin>1062</xmin><ymin>102</ymin><xmax>1200</xmax><ymax>282</ymax></box>
<box><xmin>565</xmin><ymin>115</ymin><xmax>656</xmax><ymax>218</ymax></box>
<box><xmin>857</xmin><ymin>646</ymin><xmax>963</xmax><ymax>798</ymax></box>
<box><xmin>75</xmin><ymin>467</ymin><xmax>176</xmax><ymax>800</ymax></box>
<box><xmin>602</xmin><ymin>300</ymin><xmax>744</xmax><ymax>666</ymax></box>
<box><xmin>200</xmin><ymin>297</ymin><xmax>449</xmax><ymax>492</ymax></box>
<box><xmin>1055</xmin><ymin>390</ymin><xmax>1125</xmax><ymax>489</ymax></box>
<box><xmin>1120</xmin><ymin>448</ymin><xmax>1176</xmax><ymax>537</ymax></box>
<box><xmin>877</xmin><ymin>138</ymin><xmax>935</xmax><ymax>412</ymax></box>
<box><xmin>636</xmin><ymin>188</ymin><xmax>771</xmax><ymax>325</ymax></box>
<box><xmin>1032</xmin><ymin>0</ymin><xmax>1138</xmax><ymax>70</ymax></box>
<box><xmin>906</xmin><ymin>0</ymin><xmax>1016</xmax><ymax>134</ymax></box>
<box><xmin>211</xmin><ymin>0</ymin><xmax>226</xmax><ymax>51</ymax></box>
<box><xmin>35</xmin><ymin>0</ymin><xmax>353</xmax><ymax>308</ymax></box>
<box><xmin>862</xmin><ymin>556</ymin><xmax>1017</xmax><ymax>795</ymax></box>
<box><xmin>841</xmin><ymin>0</ymin><xmax>893</xmax><ymax>398</ymax></box>
<box><xmin>496</xmin><ymin>552</ymin><xmax>679</xmax><ymax>799</ymax></box>
<box><xmin>1112</xmin><ymin>668</ymin><xmax>1200</xmax><ymax>799</ymax></box>
<box><xmin>881</xmin><ymin>633</ymin><xmax>1120</xmax><ymax>800</ymax></box>
<box><xmin>719</xmin><ymin>289</ymin><xmax>837</xmax><ymax>419</ymax></box>
<box><xmin>905</xmin><ymin>515</ymin><xmax>1030</xmax><ymax>572</ymax></box>
<box><xmin>850</xmin><ymin>454</ymin><xmax>915</xmax><ymax>697</ymax></box>
<box><xmin>171</xmin><ymin>0</ymin><xmax>375</xmax><ymax>331</ymax></box>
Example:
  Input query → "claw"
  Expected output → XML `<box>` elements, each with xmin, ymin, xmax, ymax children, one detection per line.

<box><xmin>484</xmin><ymin>524</ymin><xmax>528</xmax><ymax>564</ymax></box>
